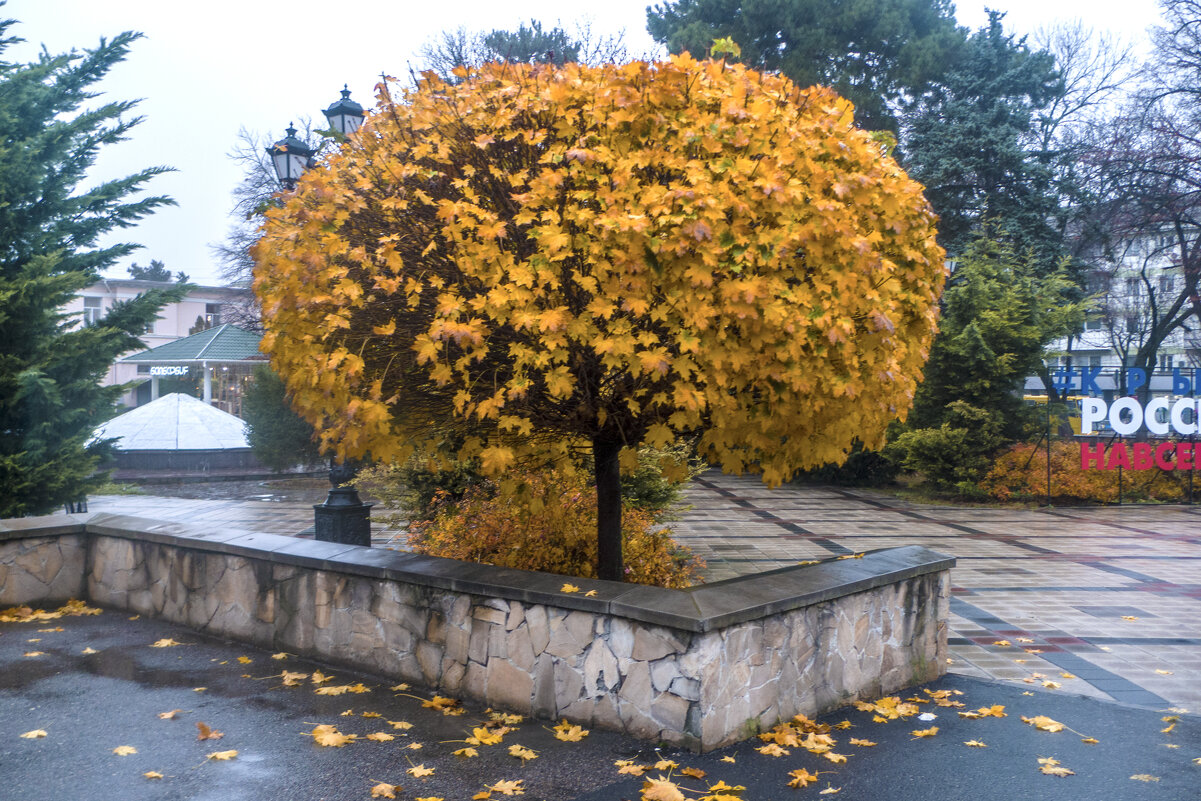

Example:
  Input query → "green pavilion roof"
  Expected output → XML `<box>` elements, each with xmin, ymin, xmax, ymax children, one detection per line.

<box><xmin>120</xmin><ymin>324</ymin><xmax>266</xmax><ymax>364</ymax></box>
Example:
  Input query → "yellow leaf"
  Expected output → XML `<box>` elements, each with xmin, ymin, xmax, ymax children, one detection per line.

<box><xmin>196</xmin><ymin>722</ymin><xmax>223</xmax><ymax>741</ymax></box>
<box><xmin>584</xmin><ymin>590</ymin><xmax>597</xmax><ymax>597</ymax></box>
<box><xmin>1060</xmin><ymin>672</ymin><xmax>1076</xmax><ymax>679</ymax></box>
<box><xmin>485</xmin><ymin>779</ymin><xmax>524</xmax><ymax>795</ymax></box>
<box><xmin>616</xmin><ymin>760</ymin><xmax>646</xmax><ymax>776</ymax></box>
<box><xmin>207</xmin><ymin>750</ymin><xmax>238</xmax><ymax>761</ymax></box>
<box><xmin>509</xmin><ymin>744</ymin><xmax>537</xmax><ymax>762</ymax></box>
<box><xmin>237</xmin><ymin>656</ymin><xmax>252</xmax><ymax>664</ymax></box>
<box><xmin>787</xmin><ymin>768</ymin><xmax>819</xmax><ymax>789</ymax></box>
<box><xmin>362</xmin><ymin>712</ymin><xmax>382</xmax><ymax>719</ymax></box>
<box><xmin>316</xmin><ymin>685</ymin><xmax>351</xmax><ymax>696</ymax></box>
<box><xmin>911</xmin><ymin>727</ymin><xmax>939</xmax><ymax>738</ymax></box>
<box><xmin>1121</xmin><ymin>616</ymin><xmax>1139</xmax><ymax>621</ymax></box>
<box><xmin>850</xmin><ymin>738</ymin><xmax>877</xmax><ymax>747</ymax></box>
<box><xmin>158</xmin><ymin>709</ymin><xmax>183</xmax><ymax>720</ymax></box>
<box><xmin>680</xmin><ymin>766</ymin><xmax>706</xmax><ymax>779</ymax></box>
<box><xmin>81</xmin><ymin>647</ymin><xmax>98</xmax><ymax>655</ymax></box>
<box><xmin>756</xmin><ymin>743</ymin><xmax>789</xmax><ymax>756</ymax></box>
<box><xmin>143</xmin><ymin>771</ymin><xmax>164</xmax><ymax>779</ymax></box>
<box><xmin>23</xmin><ymin>651</ymin><xmax>44</xmax><ymax>657</ymax></box>
<box><xmin>653</xmin><ymin>760</ymin><xmax>678</xmax><ymax>771</ymax></box>
<box><xmin>390</xmin><ymin>684</ymin><xmax>410</xmax><ymax>692</ymax></box>
<box><xmin>1155</xmin><ymin>669</ymin><xmax>1173</xmax><ymax>675</ymax></box>
<box><xmin>311</xmin><ymin>671</ymin><xmax>333</xmax><ymax>684</ymax></box>
<box><xmin>281</xmin><ymin>671</ymin><xmax>307</xmax><ymax>686</ymax></box>
<box><xmin>823</xmin><ymin>752</ymin><xmax>848</xmax><ymax>763</ymax></box>
<box><xmin>389</xmin><ymin>720</ymin><xmax>414</xmax><ymax>730</ymax></box>
<box><xmin>414</xmin><ymin>797</ymin><xmax>443</xmax><ymax>801</ymax></box>
<box><xmin>640</xmin><ymin>776</ymin><xmax>686</xmax><ymax>801</ymax></box>
<box><xmin>150</xmin><ymin>638</ymin><xmax>181</xmax><ymax>648</ymax></box>
<box><xmin>552</xmin><ymin>720</ymin><xmax>589</xmax><ymax>742</ymax></box>
<box><xmin>833</xmin><ymin>720</ymin><xmax>853</xmax><ymax>730</ymax></box>
<box><xmin>1130</xmin><ymin>774</ymin><xmax>1159</xmax><ymax>782</ymax></box>
<box><xmin>454</xmin><ymin>747</ymin><xmax>479</xmax><ymax>757</ymax></box>
<box><xmin>20</xmin><ymin>730</ymin><xmax>47</xmax><ymax>739</ymax></box>
<box><xmin>560</xmin><ymin>583</ymin><xmax>581</xmax><ymax>594</ymax></box>
<box><xmin>1161</xmin><ymin>723</ymin><xmax>1176</xmax><ymax>734</ymax></box>
<box><xmin>193</xmin><ymin>687</ymin><xmax>206</xmax><ymax>693</ymax></box>
<box><xmin>370</xmin><ymin>783</ymin><xmax>399</xmax><ymax>799</ymax></box>
<box><xmin>720</xmin><ymin>756</ymin><xmax>736</xmax><ymax>763</ymax></box>
<box><xmin>407</xmin><ymin>743</ymin><xmax>424</xmax><ymax>751</ymax></box>
<box><xmin>407</xmin><ymin>764</ymin><xmax>435</xmax><ymax>778</ymax></box>
<box><xmin>1081</xmin><ymin>737</ymin><xmax>1099</xmax><ymax>744</ymax></box>
<box><xmin>366</xmin><ymin>732</ymin><xmax>395</xmax><ymax>742</ymax></box>
<box><xmin>1022</xmin><ymin>715</ymin><xmax>1065</xmax><ymax>733</ymax></box>
<box><xmin>819</xmin><ymin>788</ymin><xmax>842</xmax><ymax>796</ymax></box>
<box><xmin>272</xmin><ymin>652</ymin><xmax>289</xmax><ymax>660</ymax></box>
<box><xmin>309</xmin><ymin>725</ymin><xmax>356</xmax><ymax>747</ymax></box>
<box><xmin>113</xmin><ymin>746</ymin><xmax>138</xmax><ymax>756</ymax></box>
<box><xmin>964</xmin><ymin>740</ymin><xmax>987</xmax><ymax>747</ymax></box>
<box><xmin>992</xmin><ymin>640</ymin><xmax>1011</xmax><ymax>647</ymax></box>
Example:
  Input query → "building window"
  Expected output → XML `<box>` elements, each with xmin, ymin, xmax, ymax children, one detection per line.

<box><xmin>1083</xmin><ymin>318</ymin><xmax>1103</xmax><ymax>331</ymax></box>
<box><xmin>1159</xmin><ymin>276</ymin><xmax>1175</xmax><ymax>294</ymax></box>
<box><xmin>1160</xmin><ymin>355</ymin><xmax>1175</xmax><ymax>369</ymax></box>
<box><xmin>83</xmin><ymin>296</ymin><xmax>102</xmax><ymax>326</ymax></box>
<box><xmin>1089</xmin><ymin>355</ymin><xmax>1103</xmax><ymax>368</ymax></box>
<box><xmin>1126</xmin><ymin>315</ymin><xmax>1139</xmax><ymax>331</ymax></box>
<box><xmin>1125</xmin><ymin>277</ymin><xmax>1141</xmax><ymax>298</ymax></box>
<box><xmin>204</xmin><ymin>303</ymin><xmax>222</xmax><ymax>328</ymax></box>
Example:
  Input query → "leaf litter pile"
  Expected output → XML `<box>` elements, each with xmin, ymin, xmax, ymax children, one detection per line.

<box><xmin>4</xmin><ymin>603</ymin><xmax>1198</xmax><ymax>799</ymax></box>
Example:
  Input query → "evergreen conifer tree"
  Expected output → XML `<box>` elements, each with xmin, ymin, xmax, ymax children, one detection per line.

<box><xmin>0</xmin><ymin>15</ymin><xmax>183</xmax><ymax>517</ymax></box>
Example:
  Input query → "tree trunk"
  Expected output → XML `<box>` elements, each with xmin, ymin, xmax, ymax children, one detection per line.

<box><xmin>593</xmin><ymin>435</ymin><xmax>624</xmax><ymax>582</ymax></box>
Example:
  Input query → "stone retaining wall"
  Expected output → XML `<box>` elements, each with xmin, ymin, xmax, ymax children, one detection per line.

<box><xmin>1</xmin><ymin>513</ymin><xmax>954</xmax><ymax>751</ymax></box>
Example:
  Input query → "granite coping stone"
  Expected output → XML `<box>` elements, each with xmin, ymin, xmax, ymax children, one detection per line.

<box><xmin>2</xmin><ymin>513</ymin><xmax>955</xmax><ymax>633</ymax></box>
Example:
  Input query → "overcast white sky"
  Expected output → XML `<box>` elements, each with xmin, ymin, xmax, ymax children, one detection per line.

<box><xmin>7</xmin><ymin>0</ymin><xmax>1166</xmax><ymax>286</ymax></box>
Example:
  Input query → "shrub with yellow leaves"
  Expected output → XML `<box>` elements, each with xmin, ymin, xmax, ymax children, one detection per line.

<box><xmin>407</xmin><ymin>469</ymin><xmax>702</xmax><ymax>587</ymax></box>
<box><xmin>254</xmin><ymin>55</ymin><xmax>944</xmax><ymax>581</ymax></box>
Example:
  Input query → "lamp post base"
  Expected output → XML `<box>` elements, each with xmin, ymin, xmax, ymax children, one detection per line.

<box><xmin>313</xmin><ymin>462</ymin><xmax>372</xmax><ymax>547</ymax></box>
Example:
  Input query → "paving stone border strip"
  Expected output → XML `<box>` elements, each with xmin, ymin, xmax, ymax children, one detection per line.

<box><xmin>1</xmin><ymin>512</ymin><xmax>954</xmax><ymax>751</ymax></box>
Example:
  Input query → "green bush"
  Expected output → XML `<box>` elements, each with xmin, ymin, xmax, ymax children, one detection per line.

<box><xmin>887</xmin><ymin>401</ymin><xmax>1005</xmax><ymax>493</ymax></box>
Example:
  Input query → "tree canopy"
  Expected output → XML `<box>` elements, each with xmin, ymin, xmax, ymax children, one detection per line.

<box><xmin>645</xmin><ymin>0</ymin><xmax>965</xmax><ymax>131</ymax></box>
<box><xmin>254</xmin><ymin>56</ymin><xmax>945</xmax><ymax>578</ymax></box>
<box><xmin>0</xmin><ymin>19</ymin><xmax>182</xmax><ymax>517</ymax></box>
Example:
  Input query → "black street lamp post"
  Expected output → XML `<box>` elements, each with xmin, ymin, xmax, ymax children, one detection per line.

<box><xmin>266</xmin><ymin>87</ymin><xmax>372</xmax><ymax>547</ymax></box>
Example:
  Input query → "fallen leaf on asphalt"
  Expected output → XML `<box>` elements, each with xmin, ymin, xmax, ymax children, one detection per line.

<box><xmin>680</xmin><ymin>767</ymin><xmax>706</xmax><ymax>779</ymax></box>
<box><xmin>833</xmin><ymin>720</ymin><xmax>853</xmax><ymax>730</ymax></box>
<box><xmin>508</xmin><ymin>744</ymin><xmax>537</xmax><ymax>762</ymax></box>
<box><xmin>81</xmin><ymin>647</ymin><xmax>98</xmax><ymax>655</ymax></box>
<box><xmin>414</xmin><ymin>796</ymin><xmax>443</xmax><ymax>801</ymax></box>
<box><xmin>422</xmin><ymin>695</ymin><xmax>461</xmax><ymax>714</ymax></box>
<box><xmin>113</xmin><ymin>746</ymin><xmax>137</xmax><ymax>755</ymax></box>
<box><xmin>1025</xmin><ymin>649</ymin><xmax>1043</xmax><ymax>654</ymax></box>
<box><xmin>1017</xmin><ymin>637</ymin><xmax>1035</xmax><ymax>643</ymax></box>
<box><xmin>1163</xmin><ymin>744</ymin><xmax>1179</xmax><ymax>749</ymax></box>
<box><xmin>206</xmin><ymin>750</ymin><xmax>238</xmax><ymax>761</ymax></box>
<box><xmin>640</xmin><ymin>777</ymin><xmax>685</xmax><ymax>801</ymax></box>
<box><xmin>271</xmin><ymin>652</ymin><xmax>289</xmax><ymax>660</ymax></box>
<box><xmin>309</xmin><ymin>724</ymin><xmax>356</xmax><ymax>747</ymax></box>
<box><xmin>964</xmin><ymin>740</ymin><xmax>987</xmax><ymax>747</ymax></box>
<box><xmin>150</xmin><ymin>638</ymin><xmax>181</xmax><ymax>648</ymax></box>
<box><xmin>390</xmin><ymin>683</ymin><xmax>410</xmax><ymax>691</ymax></box>
<box><xmin>819</xmin><ymin>787</ymin><xmax>841</xmax><ymax>796</ymax></box>
<box><xmin>23</xmin><ymin>651</ymin><xmax>44</xmax><ymax>657</ymax></box>
<box><xmin>1043</xmin><ymin>681</ymin><xmax>1062</xmax><ymax>689</ymax></box>
<box><xmin>1081</xmin><ymin>737</ymin><xmax>1099</xmax><ymax>745</ymax></box>
<box><xmin>370</xmin><ymin>783</ymin><xmax>399</xmax><ymax>799</ymax></box>
<box><xmin>756</xmin><ymin>743</ymin><xmax>789</xmax><ymax>756</ymax></box>
<box><xmin>616</xmin><ymin>760</ymin><xmax>646</xmax><ymax>776</ymax></box>
<box><xmin>552</xmin><ymin>720</ymin><xmax>588</xmax><ymax>742</ymax></box>
<box><xmin>1155</xmin><ymin>669</ymin><xmax>1173</xmax><ymax>675</ymax></box>
<box><xmin>823</xmin><ymin>752</ymin><xmax>848</xmax><ymax>763</ymax></box>
<box><xmin>366</xmin><ymin>732</ymin><xmax>395</xmax><ymax>742</ymax></box>
<box><xmin>485</xmin><ymin>779</ymin><xmax>524</xmax><ymax>795</ymax></box>
<box><xmin>407</xmin><ymin>765</ymin><xmax>434</xmax><ymax>778</ymax></box>
<box><xmin>454</xmin><ymin>747</ymin><xmax>479</xmax><ymax>757</ymax></box>
<box><xmin>1130</xmin><ymin>774</ymin><xmax>1160</xmax><ymax>782</ymax></box>
<box><xmin>787</xmin><ymin>768</ymin><xmax>819</xmax><ymax>789</ymax></box>
<box><xmin>1192</xmin><ymin>758</ymin><xmax>1201</xmax><ymax>765</ymax></box>
<box><xmin>407</xmin><ymin>743</ymin><xmax>423</xmax><ymax>751</ymax></box>
<box><xmin>1022</xmin><ymin>715</ymin><xmax>1065</xmax><ymax>733</ymax></box>
<box><xmin>281</xmin><ymin>671</ymin><xmax>307</xmax><ymax>686</ymax></box>
<box><xmin>836</xmin><ymin>552</ymin><xmax>864</xmax><ymax>559</ymax></box>
<box><xmin>37</xmin><ymin>627</ymin><xmax>63</xmax><ymax>633</ymax></box>
<box><xmin>389</xmin><ymin>720</ymin><xmax>414</xmax><ymax>730</ymax></box>
<box><xmin>1038</xmin><ymin>757</ymin><xmax>1073</xmax><ymax>777</ymax></box>
<box><xmin>1060</xmin><ymin>672</ymin><xmax>1076</xmax><ymax>679</ymax></box>
<box><xmin>992</xmin><ymin>640</ymin><xmax>1011</xmax><ymax>647</ymax></box>
<box><xmin>1121</xmin><ymin>616</ymin><xmax>1138</xmax><ymax>621</ymax></box>
<box><xmin>470</xmin><ymin>726</ymin><xmax>504</xmax><ymax>746</ymax></box>
<box><xmin>362</xmin><ymin>711</ymin><xmax>382</xmax><ymax>718</ymax></box>
<box><xmin>237</xmin><ymin>656</ymin><xmax>252</xmax><ymax>664</ymax></box>
<box><xmin>850</xmin><ymin>738</ymin><xmax>877</xmax><ymax>747</ymax></box>
<box><xmin>653</xmin><ymin>760</ymin><xmax>678</xmax><ymax>771</ymax></box>
<box><xmin>316</xmin><ymin>686</ymin><xmax>351</xmax><ymax>696</ymax></box>
<box><xmin>340</xmin><ymin>709</ymin><xmax>355</xmax><ymax>717</ymax></box>
<box><xmin>720</xmin><ymin>756</ymin><xmax>736</xmax><ymax>763</ymax></box>
<box><xmin>798</xmin><ymin>560</ymin><xmax>820</xmax><ymax>566</ymax></box>
<box><xmin>20</xmin><ymin>730</ymin><xmax>47</xmax><ymax>739</ymax></box>
<box><xmin>196</xmin><ymin>722</ymin><xmax>223</xmax><ymax>740</ymax></box>
<box><xmin>1161</xmin><ymin>723</ymin><xmax>1176</xmax><ymax>734</ymax></box>
<box><xmin>311</xmin><ymin>671</ymin><xmax>333</xmax><ymax>684</ymax></box>
<box><xmin>347</xmin><ymin>683</ymin><xmax>371</xmax><ymax>694</ymax></box>
<box><xmin>193</xmin><ymin>687</ymin><xmax>206</xmax><ymax>693</ymax></box>
<box><xmin>911</xmin><ymin>727</ymin><xmax>939</xmax><ymax>738</ymax></box>
<box><xmin>143</xmin><ymin>771</ymin><xmax>163</xmax><ymax>779</ymax></box>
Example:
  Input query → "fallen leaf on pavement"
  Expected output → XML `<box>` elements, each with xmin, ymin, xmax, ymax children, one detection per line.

<box><xmin>150</xmin><ymin>638</ymin><xmax>181</xmax><ymax>648</ymax></box>
<box><xmin>143</xmin><ymin>771</ymin><xmax>163</xmax><ymax>779</ymax></box>
<box><xmin>787</xmin><ymin>768</ymin><xmax>819</xmax><ymax>789</ymax></box>
<box><xmin>640</xmin><ymin>777</ymin><xmax>685</xmax><ymax>801</ymax></box>
<box><xmin>1130</xmin><ymin>774</ymin><xmax>1160</xmax><ymax>782</ymax></box>
<box><xmin>113</xmin><ymin>746</ymin><xmax>137</xmax><ymax>756</ymax></box>
<box><xmin>1022</xmin><ymin>715</ymin><xmax>1065</xmax><ymax>733</ymax></box>
<box><xmin>20</xmin><ymin>730</ymin><xmax>47</xmax><ymax>739</ymax></box>
<box><xmin>370</xmin><ymin>783</ymin><xmax>399</xmax><ymax>798</ymax></box>
<box><xmin>206</xmin><ymin>750</ymin><xmax>238</xmax><ymax>761</ymax></box>
<box><xmin>196</xmin><ymin>722</ymin><xmax>223</xmax><ymax>740</ymax></box>
<box><xmin>407</xmin><ymin>765</ymin><xmax>434</xmax><ymax>778</ymax></box>
<box><xmin>964</xmin><ymin>740</ymin><xmax>987</xmax><ymax>747</ymax></box>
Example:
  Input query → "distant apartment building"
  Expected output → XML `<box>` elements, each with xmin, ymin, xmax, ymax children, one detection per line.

<box><xmin>63</xmin><ymin>279</ymin><xmax>256</xmax><ymax>412</ymax></box>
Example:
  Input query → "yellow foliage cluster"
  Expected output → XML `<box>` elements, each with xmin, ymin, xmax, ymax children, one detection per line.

<box><xmin>254</xmin><ymin>55</ymin><xmax>944</xmax><ymax>484</ymax></box>
<box><xmin>407</xmin><ymin>470</ymin><xmax>703</xmax><ymax>588</ymax></box>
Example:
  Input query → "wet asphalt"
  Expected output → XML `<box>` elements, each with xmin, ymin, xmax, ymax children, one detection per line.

<box><xmin>0</xmin><ymin>609</ymin><xmax>1196</xmax><ymax>801</ymax></box>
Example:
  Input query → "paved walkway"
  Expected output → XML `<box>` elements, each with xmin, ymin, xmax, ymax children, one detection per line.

<box><xmin>83</xmin><ymin>471</ymin><xmax>1201</xmax><ymax>713</ymax></box>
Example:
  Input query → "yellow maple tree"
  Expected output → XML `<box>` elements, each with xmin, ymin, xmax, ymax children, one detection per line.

<box><xmin>254</xmin><ymin>56</ymin><xmax>944</xmax><ymax>580</ymax></box>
